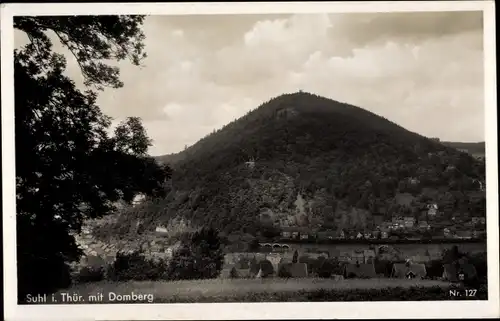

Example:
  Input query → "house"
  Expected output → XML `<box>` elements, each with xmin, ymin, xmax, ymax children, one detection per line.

<box><xmin>154</xmin><ymin>226</ymin><xmax>169</xmax><ymax>236</ymax></box>
<box><xmin>280</xmin><ymin>226</ymin><xmax>306</xmax><ymax>240</ymax></box>
<box><xmin>300</xmin><ymin>233</ymin><xmax>309</xmax><ymax>240</ymax></box>
<box><xmin>391</xmin><ymin>263</ymin><xmax>427</xmax><ymax>279</ymax></box>
<box><xmin>343</xmin><ymin>263</ymin><xmax>376</xmax><ymax>279</ymax></box>
<box><xmin>363</xmin><ymin>250</ymin><xmax>376</xmax><ymax>263</ymax></box>
<box><xmin>339</xmin><ymin>230</ymin><xmax>345</xmax><ymax>239</ymax></box>
<box><xmin>364</xmin><ymin>232</ymin><xmax>372</xmax><ymax>239</ymax></box>
<box><xmin>244</xmin><ymin>158</ymin><xmax>256</xmax><ymax>169</ymax></box>
<box><xmin>442</xmin><ymin>263</ymin><xmax>478</xmax><ymax>282</ymax></box>
<box><xmin>356</xmin><ymin>232</ymin><xmax>363</xmax><ymax>239</ymax></box>
<box><xmin>381</xmin><ymin>231</ymin><xmax>389</xmax><ymax>239</ymax></box>
<box><xmin>472</xmin><ymin>217</ymin><xmax>486</xmax><ymax>225</ymax></box>
<box><xmin>281</xmin><ymin>231</ymin><xmax>291</xmax><ymax>238</ymax></box>
<box><xmin>407</xmin><ymin>177</ymin><xmax>419</xmax><ymax>185</ymax></box>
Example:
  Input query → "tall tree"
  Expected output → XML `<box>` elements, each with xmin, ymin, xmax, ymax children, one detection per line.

<box><xmin>14</xmin><ymin>15</ymin><xmax>170</xmax><ymax>301</ymax></box>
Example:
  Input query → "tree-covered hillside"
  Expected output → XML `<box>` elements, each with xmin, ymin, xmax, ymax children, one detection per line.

<box><xmin>112</xmin><ymin>92</ymin><xmax>486</xmax><ymax>238</ymax></box>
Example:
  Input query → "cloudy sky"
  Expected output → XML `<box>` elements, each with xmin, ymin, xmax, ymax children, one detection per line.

<box><xmin>16</xmin><ymin>11</ymin><xmax>485</xmax><ymax>156</ymax></box>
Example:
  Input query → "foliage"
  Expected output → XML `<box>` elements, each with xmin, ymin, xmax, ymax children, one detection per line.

<box><xmin>14</xmin><ymin>16</ymin><xmax>171</xmax><ymax>301</ymax></box>
<box><xmin>14</xmin><ymin>15</ymin><xmax>146</xmax><ymax>90</ymax></box>
<box><xmin>167</xmin><ymin>227</ymin><xmax>224</xmax><ymax>280</ymax></box>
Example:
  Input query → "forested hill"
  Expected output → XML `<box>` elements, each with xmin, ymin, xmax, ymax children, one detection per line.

<box><xmin>119</xmin><ymin>92</ymin><xmax>485</xmax><ymax>237</ymax></box>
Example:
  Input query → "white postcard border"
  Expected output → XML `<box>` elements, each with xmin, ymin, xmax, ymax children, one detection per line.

<box><xmin>2</xmin><ymin>1</ymin><xmax>498</xmax><ymax>320</ymax></box>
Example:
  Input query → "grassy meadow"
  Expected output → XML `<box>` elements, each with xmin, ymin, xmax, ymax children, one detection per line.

<box><xmin>58</xmin><ymin>278</ymin><xmax>459</xmax><ymax>303</ymax></box>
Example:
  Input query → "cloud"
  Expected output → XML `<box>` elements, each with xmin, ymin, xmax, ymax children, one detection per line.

<box><xmin>14</xmin><ymin>12</ymin><xmax>485</xmax><ymax>156</ymax></box>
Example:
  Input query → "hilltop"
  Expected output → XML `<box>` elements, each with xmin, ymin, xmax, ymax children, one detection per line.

<box><xmin>97</xmin><ymin>92</ymin><xmax>486</xmax><ymax>242</ymax></box>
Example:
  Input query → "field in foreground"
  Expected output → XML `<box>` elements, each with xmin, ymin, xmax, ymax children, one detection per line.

<box><xmin>54</xmin><ymin>278</ymin><xmax>487</xmax><ymax>303</ymax></box>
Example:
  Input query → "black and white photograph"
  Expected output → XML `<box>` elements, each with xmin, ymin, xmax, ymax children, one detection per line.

<box><xmin>2</xmin><ymin>1</ymin><xmax>498</xmax><ymax>320</ymax></box>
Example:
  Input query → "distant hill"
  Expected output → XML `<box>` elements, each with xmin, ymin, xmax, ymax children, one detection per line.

<box><xmin>441</xmin><ymin>141</ymin><xmax>485</xmax><ymax>158</ymax></box>
<box><xmin>108</xmin><ymin>92</ymin><xmax>485</xmax><ymax>240</ymax></box>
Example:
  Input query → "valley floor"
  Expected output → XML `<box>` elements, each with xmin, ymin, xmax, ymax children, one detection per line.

<box><xmin>60</xmin><ymin>278</ymin><xmax>456</xmax><ymax>303</ymax></box>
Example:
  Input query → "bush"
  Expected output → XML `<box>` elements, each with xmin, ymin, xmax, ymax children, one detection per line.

<box><xmin>425</xmin><ymin>259</ymin><xmax>444</xmax><ymax>279</ymax></box>
<box><xmin>167</xmin><ymin>227</ymin><xmax>224</xmax><ymax>280</ymax></box>
<box><xmin>278</xmin><ymin>263</ymin><xmax>292</xmax><ymax>278</ymax></box>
